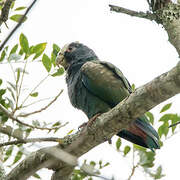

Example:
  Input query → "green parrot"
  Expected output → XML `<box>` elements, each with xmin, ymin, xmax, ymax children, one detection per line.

<box><xmin>56</xmin><ymin>42</ymin><xmax>160</xmax><ymax>151</ymax></box>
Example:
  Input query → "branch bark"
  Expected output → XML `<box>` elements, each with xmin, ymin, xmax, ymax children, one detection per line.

<box><xmin>109</xmin><ymin>4</ymin><xmax>156</xmax><ymax>21</ymax></box>
<box><xmin>0</xmin><ymin>0</ymin><xmax>38</xmax><ymax>51</ymax></box>
<box><xmin>5</xmin><ymin>61</ymin><xmax>180</xmax><ymax>179</ymax></box>
<box><xmin>0</xmin><ymin>0</ymin><xmax>15</xmax><ymax>27</ymax></box>
<box><xmin>109</xmin><ymin>2</ymin><xmax>180</xmax><ymax>55</ymax></box>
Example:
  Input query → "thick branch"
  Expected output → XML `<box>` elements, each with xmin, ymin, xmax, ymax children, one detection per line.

<box><xmin>157</xmin><ymin>3</ymin><xmax>180</xmax><ymax>55</ymax></box>
<box><xmin>0</xmin><ymin>0</ymin><xmax>38</xmax><ymax>51</ymax></box>
<box><xmin>0</xmin><ymin>137</ymin><xmax>63</xmax><ymax>147</ymax></box>
<box><xmin>109</xmin><ymin>4</ymin><xmax>156</xmax><ymax>21</ymax></box>
<box><xmin>0</xmin><ymin>0</ymin><xmax>15</xmax><ymax>27</ymax></box>
<box><xmin>109</xmin><ymin>3</ymin><xmax>180</xmax><ymax>56</ymax></box>
<box><xmin>5</xmin><ymin>61</ymin><xmax>180</xmax><ymax>179</ymax></box>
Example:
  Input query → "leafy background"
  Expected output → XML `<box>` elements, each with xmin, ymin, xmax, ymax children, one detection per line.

<box><xmin>0</xmin><ymin>0</ymin><xmax>180</xmax><ymax>180</ymax></box>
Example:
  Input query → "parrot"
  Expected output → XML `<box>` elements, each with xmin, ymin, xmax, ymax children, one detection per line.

<box><xmin>56</xmin><ymin>42</ymin><xmax>160</xmax><ymax>151</ymax></box>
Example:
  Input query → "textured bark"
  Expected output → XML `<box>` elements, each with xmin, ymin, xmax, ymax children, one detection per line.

<box><xmin>5</xmin><ymin>61</ymin><xmax>180</xmax><ymax>180</ymax></box>
<box><xmin>156</xmin><ymin>3</ymin><xmax>180</xmax><ymax>55</ymax></box>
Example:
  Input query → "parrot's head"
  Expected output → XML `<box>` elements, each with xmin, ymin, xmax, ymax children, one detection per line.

<box><xmin>56</xmin><ymin>42</ymin><xmax>97</xmax><ymax>70</ymax></box>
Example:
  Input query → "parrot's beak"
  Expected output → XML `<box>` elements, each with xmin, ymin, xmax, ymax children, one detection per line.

<box><xmin>56</xmin><ymin>53</ymin><xmax>69</xmax><ymax>70</ymax></box>
<box><xmin>56</xmin><ymin>44</ymin><xmax>69</xmax><ymax>70</ymax></box>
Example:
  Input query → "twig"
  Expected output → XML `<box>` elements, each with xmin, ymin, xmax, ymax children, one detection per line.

<box><xmin>169</xmin><ymin>121</ymin><xmax>180</xmax><ymax>128</ymax></box>
<box><xmin>20</xmin><ymin>74</ymin><xmax>49</xmax><ymax>107</ymax></box>
<box><xmin>0</xmin><ymin>103</ymin><xmax>68</xmax><ymax>130</ymax></box>
<box><xmin>127</xmin><ymin>164</ymin><xmax>138</xmax><ymax>180</ymax></box>
<box><xmin>0</xmin><ymin>0</ymin><xmax>15</xmax><ymax>27</ymax></box>
<box><xmin>0</xmin><ymin>0</ymin><xmax>38</xmax><ymax>51</ymax></box>
<box><xmin>0</xmin><ymin>137</ymin><xmax>64</xmax><ymax>147</ymax></box>
<box><xmin>127</xmin><ymin>147</ymin><xmax>138</xmax><ymax>180</ymax></box>
<box><xmin>109</xmin><ymin>4</ymin><xmax>156</xmax><ymax>21</ymax></box>
<box><xmin>21</xmin><ymin>97</ymin><xmax>56</xmax><ymax>108</ymax></box>
<box><xmin>18</xmin><ymin>89</ymin><xmax>63</xmax><ymax>117</ymax></box>
<box><xmin>16</xmin><ymin>60</ymin><xmax>28</xmax><ymax>110</ymax></box>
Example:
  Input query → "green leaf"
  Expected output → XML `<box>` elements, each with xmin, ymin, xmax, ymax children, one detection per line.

<box><xmin>51</xmin><ymin>68</ymin><xmax>64</xmax><ymax>77</ymax></box>
<box><xmin>30</xmin><ymin>92</ymin><xmax>38</xmax><ymax>97</ymax></box>
<box><xmin>8</xmin><ymin>53</ymin><xmax>21</xmax><ymax>61</ymax></box>
<box><xmin>25</xmin><ymin>128</ymin><xmax>32</xmax><ymax>138</ymax></box>
<box><xmin>149</xmin><ymin>165</ymin><xmax>165</xmax><ymax>179</ymax></box>
<box><xmin>0</xmin><ymin>50</ymin><xmax>6</xmax><ymax>62</ymax></box>
<box><xmin>1</xmin><ymin>113</ymin><xmax>8</xmax><ymax>123</ymax></box>
<box><xmin>33</xmin><ymin>173</ymin><xmax>41</xmax><ymax>179</ymax></box>
<box><xmin>52</xmin><ymin>121</ymin><xmax>61</xmax><ymax>127</ymax></box>
<box><xmin>13</xmin><ymin>151</ymin><xmax>23</xmax><ymax>164</ymax></box>
<box><xmin>131</xmin><ymin>84</ymin><xmax>135</xmax><ymax>91</ymax></box>
<box><xmin>4</xmin><ymin>146</ymin><xmax>14</xmax><ymax>162</ymax></box>
<box><xmin>123</xmin><ymin>146</ymin><xmax>131</xmax><ymax>156</ymax></box>
<box><xmin>16</xmin><ymin>68</ymin><xmax>21</xmax><ymax>84</ymax></box>
<box><xmin>90</xmin><ymin>161</ymin><xmax>96</xmax><ymax>167</ymax></box>
<box><xmin>10</xmin><ymin>14</ymin><xmax>27</xmax><ymax>23</ymax></box>
<box><xmin>158</xmin><ymin>122</ymin><xmax>169</xmax><ymax>138</ymax></box>
<box><xmin>170</xmin><ymin>114</ymin><xmax>180</xmax><ymax>133</ymax></box>
<box><xmin>9</xmin><ymin>44</ymin><xmax>18</xmax><ymax>55</ymax></box>
<box><xmin>159</xmin><ymin>113</ymin><xmax>173</xmax><ymax>123</ymax></box>
<box><xmin>53</xmin><ymin>44</ymin><xmax>60</xmax><ymax>56</ymax></box>
<box><xmin>116</xmin><ymin>138</ymin><xmax>121</xmax><ymax>150</ymax></box>
<box><xmin>0</xmin><ymin>89</ymin><xmax>6</xmax><ymax>96</ymax></box>
<box><xmin>139</xmin><ymin>150</ymin><xmax>155</xmax><ymax>168</ymax></box>
<box><xmin>19</xmin><ymin>48</ymin><xmax>24</xmax><ymax>55</ymax></box>
<box><xmin>0</xmin><ymin>79</ymin><xmax>2</xmax><ymax>86</ymax></box>
<box><xmin>15</xmin><ymin>6</ymin><xmax>26</xmax><ymax>11</ymax></box>
<box><xmin>160</xmin><ymin>103</ymin><xmax>172</xmax><ymax>113</ymax></box>
<box><xmin>32</xmin><ymin>120</ymin><xmax>40</xmax><ymax>126</ymax></box>
<box><xmin>146</xmin><ymin>111</ymin><xmax>154</xmax><ymax>125</ymax></box>
<box><xmin>51</xmin><ymin>44</ymin><xmax>60</xmax><ymax>66</ymax></box>
<box><xmin>10</xmin><ymin>1</ymin><xmax>15</xmax><ymax>9</ymax></box>
<box><xmin>19</xmin><ymin>33</ymin><xmax>29</xmax><ymax>54</ymax></box>
<box><xmin>32</xmin><ymin>43</ymin><xmax>47</xmax><ymax>60</ymax></box>
<box><xmin>102</xmin><ymin>162</ymin><xmax>110</xmax><ymax>168</ymax></box>
<box><xmin>42</xmin><ymin>54</ymin><xmax>52</xmax><ymax>72</ymax></box>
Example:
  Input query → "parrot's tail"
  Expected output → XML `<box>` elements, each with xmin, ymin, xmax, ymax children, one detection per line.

<box><xmin>117</xmin><ymin>118</ymin><xmax>160</xmax><ymax>151</ymax></box>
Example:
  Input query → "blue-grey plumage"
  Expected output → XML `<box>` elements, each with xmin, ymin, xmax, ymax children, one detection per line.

<box><xmin>56</xmin><ymin>42</ymin><xmax>160</xmax><ymax>151</ymax></box>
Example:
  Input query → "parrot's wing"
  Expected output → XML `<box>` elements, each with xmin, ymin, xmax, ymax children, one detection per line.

<box><xmin>81</xmin><ymin>60</ymin><xmax>131</xmax><ymax>107</ymax></box>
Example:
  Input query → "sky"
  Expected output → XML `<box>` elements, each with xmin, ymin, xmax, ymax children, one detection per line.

<box><xmin>1</xmin><ymin>0</ymin><xmax>180</xmax><ymax>180</ymax></box>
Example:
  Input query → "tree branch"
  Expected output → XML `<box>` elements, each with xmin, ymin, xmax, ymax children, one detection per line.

<box><xmin>109</xmin><ymin>4</ymin><xmax>156</xmax><ymax>21</ymax></box>
<box><xmin>0</xmin><ymin>137</ymin><xmax>64</xmax><ymax>147</ymax></box>
<box><xmin>0</xmin><ymin>0</ymin><xmax>15</xmax><ymax>27</ymax></box>
<box><xmin>0</xmin><ymin>0</ymin><xmax>38</xmax><ymax>51</ymax></box>
<box><xmin>18</xmin><ymin>90</ymin><xmax>63</xmax><ymax>117</ymax></box>
<box><xmin>5</xmin><ymin>61</ymin><xmax>180</xmax><ymax>179</ymax></box>
<box><xmin>109</xmin><ymin>3</ymin><xmax>180</xmax><ymax>56</ymax></box>
<box><xmin>0</xmin><ymin>104</ymin><xmax>68</xmax><ymax>130</ymax></box>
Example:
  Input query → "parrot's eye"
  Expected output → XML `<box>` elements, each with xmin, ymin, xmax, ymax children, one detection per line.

<box><xmin>67</xmin><ymin>47</ymin><xmax>74</xmax><ymax>52</ymax></box>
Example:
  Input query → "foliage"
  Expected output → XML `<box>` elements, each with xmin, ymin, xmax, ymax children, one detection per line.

<box><xmin>0</xmin><ymin>34</ymin><xmax>66</xmax><ymax>178</ymax></box>
<box><xmin>0</xmin><ymin>1</ymin><xmax>180</xmax><ymax>179</ymax></box>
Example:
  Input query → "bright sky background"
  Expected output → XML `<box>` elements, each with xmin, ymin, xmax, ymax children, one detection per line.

<box><xmin>1</xmin><ymin>0</ymin><xmax>180</xmax><ymax>180</ymax></box>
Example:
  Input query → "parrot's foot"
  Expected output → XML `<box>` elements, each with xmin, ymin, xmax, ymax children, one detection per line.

<box><xmin>78</xmin><ymin>122</ymin><xmax>88</xmax><ymax>130</ymax></box>
<box><xmin>87</xmin><ymin>113</ymin><xmax>101</xmax><ymax>127</ymax></box>
<box><xmin>78</xmin><ymin>113</ymin><xmax>101</xmax><ymax>130</ymax></box>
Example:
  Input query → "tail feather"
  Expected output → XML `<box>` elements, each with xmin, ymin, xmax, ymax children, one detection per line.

<box><xmin>117</xmin><ymin>118</ymin><xmax>160</xmax><ymax>151</ymax></box>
